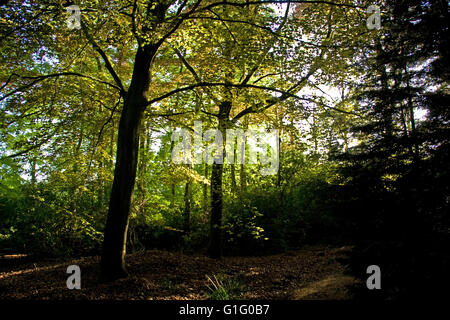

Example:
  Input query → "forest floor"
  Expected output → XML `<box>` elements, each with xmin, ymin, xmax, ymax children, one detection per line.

<box><xmin>0</xmin><ymin>245</ymin><xmax>361</xmax><ymax>300</ymax></box>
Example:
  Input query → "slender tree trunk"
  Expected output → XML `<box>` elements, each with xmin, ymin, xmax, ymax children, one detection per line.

<box><xmin>30</xmin><ymin>157</ymin><xmax>36</xmax><ymax>185</ymax></box>
<box><xmin>183</xmin><ymin>179</ymin><xmax>191</xmax><ymax>233</ymax></box>
<box><xmin>400</xmin><ymin>104</ymin><xmax>416</xmax><ymax>160</ymax></box>
<box><xmin>312</xmin><ymin>107</ymin><xmax>318</xmax><ymax>156</ymax></box>
<box><xmin>240</xmin><ymin>117</ymin><xmax>248</xmax><ymax>194</ymax></box>
<box><xmin>105</xmin><ymin>120</ymin><xmax>115</xmax><ymax>204</ymax></box>
<box><xmin>203</xmin><ymin>164</ymin><xmax>209</xmax><ymax>216</ymax></box>
<box><xmin>171</xmin><ymin>184</ymin><xmax>176</xmax><ymax>205</ymax></box>
<box><xmin>170</xmin><ymin>138</ymin><xmax>176</xmax><ymax>206</ymax></box>
<box><xmin>136</xmin><ymin>121</ymin><xmax>149</xmax><ymax>215</ymax></box>
<box><xmin>97</xmin><ymin>160</ymin><xmax>104</xmax><ymax>207</ymax></box>
<box><xmin>230</xmin><ymin>145</ymin><xmax>237</xmax><ymax>190</ymax></box>
<box><xmin>277</xmin><ymin>135</ymin><xmax>282</xmax><ymax>188</ymax></box>
<box><xmin>100</xmin><ymin>46</ymin><xmax>155</xmax><ymax>281</ymax></box>
<box><xmin>138</xmin><ymin>121</ymin><xmax>147</xmax><ymax>188</ymax></box>
<box><xmin>240</xmin><ymin>163</ymin><xmax>247</xmax><ymax>193</ymax></box>
<box><xmin>404</xmin><ymin>65</ymin><xmax>420</xmax><ymax>162</ymax></box>
<box><xmin>343</xmin><ymin>132</ymin><xmax>349</xmax><ymax>152</ymax></box>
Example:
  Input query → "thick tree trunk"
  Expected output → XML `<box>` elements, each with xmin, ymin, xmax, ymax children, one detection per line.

<box><xmin>100</xmin><ymin>99</ymin><xmax>142</xmax><ymax>280</ymax></box>
<box><xmin>208</xmin><ymin>101</ymin><xmax>231</xmax><ymax>258</ymax></box>
<box><xmin>100</xmin><ymin>46</ymin><xmax>155</xmax><ymax>281</ymax></box>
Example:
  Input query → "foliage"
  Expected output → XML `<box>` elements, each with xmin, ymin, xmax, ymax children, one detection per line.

<box><xmin>0</xmin><ymin>0</ymin><xmax>447</xmax><ymax>299</ymax></box>
<box><xmin>334</xmin><ymin>0</ymin><xmax>450</xmax><ymax>300</ymax></box>
<box><xmin>0</xmin><ymin>181</ymin><xmax>104</xmax><ymax>257</ymax></box>
<box><xmin>206</xmin><ymin>274</ymin><xmax>245</xmax><ymax>300</ymax></box>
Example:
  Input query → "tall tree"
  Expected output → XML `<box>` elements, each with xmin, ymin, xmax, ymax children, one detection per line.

<box><xmin>340</xmin><ymin>0</ymin><xmax>449</xmax><ymax>299</ymax></box>
<box><xmin>0</xmin><ymin>0</ymin><xmax>368</xmax><ymax>278</ymax></box>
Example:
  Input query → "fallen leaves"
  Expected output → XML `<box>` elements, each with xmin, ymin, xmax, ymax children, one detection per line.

<box><xmin>0</xmin><ymin>245</ymin><xmax>359</xmax><ymax>300</ymax></box>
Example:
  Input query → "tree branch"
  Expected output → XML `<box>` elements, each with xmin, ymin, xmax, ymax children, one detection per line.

<box><xmin>1</xmin><ymin>72</ymin><xmax>121</xmax><ymax>102</ymax></box>
<box><xmin>199</xmin><ymin>1</ymin><xmax>364</xmax><ymax>12</ymax></box>
<box><xmin>80</xmin><ymin>19</ymin><xmax>127</xmax><ymax>96</ymax></box>
<box><xmin>240</xmin><ymin>2</ymin><xmax>290</xmax><ymax>85</ymax></box>
<box><xmin>145</xmin><ymin>81</ymin><xmax>360</xmax><ymax>117</ymax></box>
<box><xmin>169</xmin><ymin>42</ymin><xmax>222</xmax><ymax>106</ymax></box>
<box><xmin>155</xmin><ymin>0</ymin><xmax>204</xmax><ymax>48</ymax></box>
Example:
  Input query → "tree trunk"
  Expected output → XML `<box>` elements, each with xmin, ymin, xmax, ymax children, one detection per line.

<box><xmin>208</xmin><ymin>101</ymin><xmax>231</xmax><ymax>258</ymax></box>
<box><xmin>136</xmin><ymin>121</ymin><xmax>149</xmax><ymax>215</ymax></box>
<box><xmin>404</xmin><ymin>65</ymin><xmax>420</xmax><ymax>162</ymax></box>
<box><xmin>30</xmin><ymin>157</ymin><xmax>37</xmax><ymax>185</ymax></box>
<box><xmin>203</xmin><ymin>164</ymin><xmax>209</xmax><ymax>216</ymax></box>
<box><xmin>184</xmin><ymin>179</ymin><xmax>191</xmax><ymax>233</ymax></box>
<box><xmin>170</xmin><ymin>138</ymin><xmax>176</xmax><ymax>206</ymax></box>
<box><xmin>209</xmin><ymin>159</ymin><xmax>224</xmax><ymax>258</ymax></box>
<box><xmin>240</xmin><ymin>118</ymin><xmax>248</xmax><ymax>194</ymax></box>
<box><xmin>230</xmin><ymin>144</ymin><xmax>237</xmax><ymax>191</ymax></box>
<box><xmin>100</xmin><ymin>46</ymin><xmax>155</xmax><ymax>281</ymax></box>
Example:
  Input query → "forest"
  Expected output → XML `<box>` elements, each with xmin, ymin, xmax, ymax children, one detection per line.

<box><xmin>0</xmin><ymin>0</ymin><xmax>448</xmax><ymax>302</ymax></box>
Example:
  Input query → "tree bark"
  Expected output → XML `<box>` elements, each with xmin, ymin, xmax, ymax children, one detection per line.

<box><xmin>30</xmin><ymin>156</ymin><xmax>37</xmax><ymax>185</ymax></box>
<box><xmin>230</xmin><ymin>144</ymin><xmax>237</xmax><ymax>191</ymax></box>
<box><xmin>240</xmin><ymin>117</ymin><xmax>248</xmax><ymax>194</ymax></box>
<box><xmin>209</xmin><ymin>158</ymin><xmax>224</xmax><ymax>258</ymax></box>
<box><xmin>208</xmin><ymin>101</ymin><xmax>231</xmax><ymax>258</ymax></box>
<box><xmin>183</xmin><ymin>179</ymin><xmax>191</xmax><ymax>233</ymax></box>
<box><xmin>100</xmin><ymin>46</ymin><xmax>155</xmax><ymax>281</ymax></box>
<box><xmin>170</xmin><ymin>138</ymin><xmax>176</xmax><ymax>206</ymax></box>
<box><xmin>203</xmin><ymin>164</ymin><xmax>209</xmax><ymax>216</ymax></box>
<box><xmin>136</xmin><ymin>121</ymin><xmax>149</xmax><ymax>215</ymax></box>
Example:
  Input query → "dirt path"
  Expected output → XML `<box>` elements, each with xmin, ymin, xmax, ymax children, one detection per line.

<box><xmin>0</xmin><ymin>245</ymin><xmax>360</xmax><ymax>300</ymax></box>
